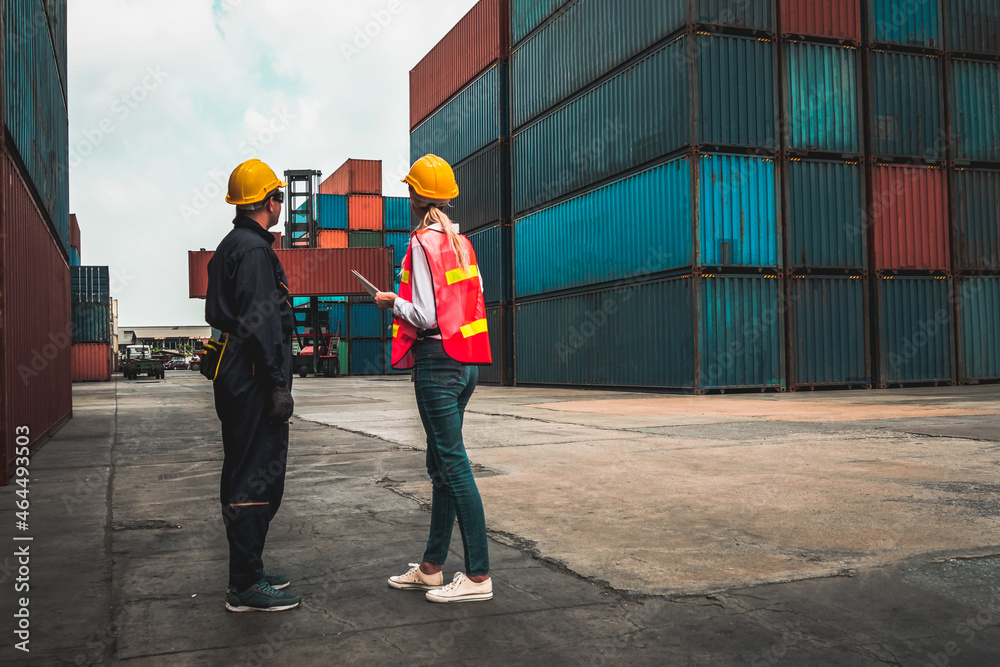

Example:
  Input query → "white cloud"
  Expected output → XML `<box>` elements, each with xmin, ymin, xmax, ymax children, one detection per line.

<box><xmin>69</xmin><ymin>0</ymin><xmax>480</xmax><ymax>326</ymax></box>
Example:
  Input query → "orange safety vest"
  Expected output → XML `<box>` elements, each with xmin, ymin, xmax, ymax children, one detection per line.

<box><xmin>390</xmin><ymin>228</ymin><xmax>492</xmax><ymax>370</ymax></box>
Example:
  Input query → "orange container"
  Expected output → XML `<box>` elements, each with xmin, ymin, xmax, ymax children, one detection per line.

<box><xmin>319</xmin><ymin>159</ymin><xmax>382</xmax><ymax>195</ymax></box>
<box><xmin>317</xmin><ymin>230</ymin><xmax>348</xmax><ymax>248</ymax></box>
<box><xmin>348</xmin><ymin>195</ymin><xmax>384</xmax><ymax>231</ymax></box>
<box><xmin>72</xmin><ymin>343</ymin><xmax>111</xmax><ymax>382</ymax></box>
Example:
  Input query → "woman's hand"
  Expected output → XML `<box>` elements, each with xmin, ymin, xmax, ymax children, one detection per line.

<box><xmin>375</xmin><ymin>291</ymin><xmax>397</xmax><ymax>310</ymax></box>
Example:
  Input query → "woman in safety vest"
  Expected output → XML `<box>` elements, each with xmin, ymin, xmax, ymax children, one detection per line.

<box><xmin>375</xmin><ymin>154</ymin><xmax>493</xmax><ymax>603</ymax></box>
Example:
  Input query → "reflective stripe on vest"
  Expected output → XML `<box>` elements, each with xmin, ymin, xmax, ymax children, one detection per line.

<box><xmin>460</xmin><ymin>318</ymin><xmax>488</xmax><ymax>338</ymax></box>
<box><xmin>445</xmin><ymin>265</ymin><xmax>479</xmax><ymax>285</ymax></box>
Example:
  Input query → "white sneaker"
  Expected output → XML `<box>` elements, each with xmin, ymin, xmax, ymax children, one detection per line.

<box><xmin>425</xmin><ymin>572</ymin><xmax>493</xmax><ymax>603</ymax></box>
<box><xmin>388</xmin><ymin>563</ymin><xmax>443</xmax><ymax>590</ymax></box>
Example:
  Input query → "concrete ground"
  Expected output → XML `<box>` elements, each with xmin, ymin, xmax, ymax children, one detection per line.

<box><xmin>1</xmin><ymin>372</ymin><xmax>999</xmax><ymax>666</ymax></box>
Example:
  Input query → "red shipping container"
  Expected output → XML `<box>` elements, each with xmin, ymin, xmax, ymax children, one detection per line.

<box><xmin>69</xmin><ymin>212</ymin><xmax>81</xmax><ymax>250</ymax></box>
<box><xmin>871</xmin><ymin>165</ymin><xmax>950</xmax><ymax>271</ymax></box>
<box><xmin>319</xmin><ymin>159</ymin><xmax>382</xmax><ymax>196</ymax></box>
<box><xmin>272</xmin><ymin>231</ymin><xmax>282</xmax><ymax>248</ymax></box>
<box><xmin>71</xmin><ymin>343</ymin><xmax>111</xmax><ymax>382</ymax></box>
<box><xmin>348</xmin><ymin>195</ymin><xmax>384</xmax><ymax>231</ymax></box>
<box><xmin>189</xmin><ymin>247</ymin><xmax>393</xmax><ymax>298</ymax></box>
<box><xmin>1</xmin><ymin>153</ymin><xmax>73</xmax><ymax>484</ymax></box>
<box><xmin>781</xmin><ymin>0</ymin><xmax>862</xmax><ymax>42</ymax></box>
<box><xmin>317</xmin><ymin>230</ymin><xmax>348</xmax><ymax>249</ymax></box>
<box><xmin>409</xmin><ymin>0</ymin><xmax>510</xmax><ymax>129</ymax></box>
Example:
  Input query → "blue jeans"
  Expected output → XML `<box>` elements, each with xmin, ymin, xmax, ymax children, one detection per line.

<box><xmin>412</xmin><ymin>339</ymin><xmax>489</xmax><ymax>576</ymax></box>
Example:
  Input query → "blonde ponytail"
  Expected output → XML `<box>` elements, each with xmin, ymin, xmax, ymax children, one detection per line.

<box><xmin>418</xmin><ymin>205</ymin><xmax>469</xmax><ymax>270</ymax></box>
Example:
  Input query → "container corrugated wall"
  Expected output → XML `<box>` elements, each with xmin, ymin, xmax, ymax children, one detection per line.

<box><xmin>479</xmin><ymin>305</ymin><xmax>512</xmax><ymax>384</ymax></box>
<box><xmin>317</xmin><ymin>230</ymin><xmax>348</xmax><ymax>249</ymax></box>
<box><xmin>952</xmin><ymin>168</ymin><xmax>1000</xmax><ymax>270</ymax></box>
<box><xmin>348</xmin><ymin>195</ymin><xmax>384</xmax><ymax>231</ymax></box>
<box><xmin>781</xmin><ymin>0</ymin><xmax>862</xmax><ymax>42</ymax></box>
<box><xmin>409</xmin><ymin>0</ymin><xmax>510</xmax><ymax>129</ymax></box>
<box><xmin>957</xmin><ymin>276</ymin><xmax>1000</xmax><ymax>382</ymax></box>
<box><xmin>317</xmin><ymin>194</ymin><xmax>348</xmax><ymax>230</ymax></box>
<box><xmin>869</xmin><ymin>52</ymin><xmax>943</xmax><ymax>159</ymax></box>
<box><xmin>789</xmin><ymin>276</ymin><xmax>870</xmax><ymax>387</ymax></box>
<box><xmin>871</xmin><ymin>165</ymin><xmax>949</xmax><ymax>270</ymax></box>
<box><xmin>510</xmin><ymin>0</ymin><xmax>681</xmax><ymax>130</ymax></box>
<box><xmin>71</xmin><ymin>303</ymin><xmax>111</xmax><ymax>343</ymax></box>
<box><xmin>695</xmin><ymin>0</ymin><xmax>774</xmax><ymax>31</ymax></box>
<box><xmin>868</xmin><ymin>0</ymin><xmax>942</xmax><ymax>48</ymax></box>
<box><xmin>946</xmin><ymin>0</ymin><xmax>1000</xmax><ymax>55</ymax></box>
<box><xmin>386</xmin><ymin>231</ymin><xmax>410</xmax><ymax>267</ymax></box>
<box><xmin>452</xmin><ymin>144</ymin><xmax>508</xmax><ymax>233</ymax></box>
<box><xmin>71</xmin><ymin>343</ymin><xmax>112</xmax><ymax>382</ymax></box>
<box><xmin>348</xmin><ymin>231</ymin><xmax>385</xmax><ymax>248</ymax></box>
<box><xmin>349</xmin><ymin>303</ymin><xmax>385</xmax><ymax>339</ymax></box>
<box><xmin>785</xmin><ymin>159</ymin><xmax>866</xmax><ymax>269</ymax></box>
<box><xmin>784</xmin><ymin>42</ymin><xmax>860</xmax><ymax>154</ymax></box>
<box><xmin>350</xmin><ymin>340</ymin><xmax>385</xmax><ymax>375</ymax></box>
<box><xmin>1</xmin><ymin>153</ymin><xmax>73</xmax><ymax>483</ymax></box>
<box><xmin>319</xmin><ymin>159</ymin><xmax>381</xmax><ymax>196</ymax></box>
<box><xmin>512</xmin><ymin>34</ymin><xmax>775</xmax><ymax>215</ymax></box>
<box><xmin>71</xmin><ymin>266</ymin><xmax>111</xmax><ymax>303</ymax></box>
<box><xmin>876</xmin><ymin>276</ymin><xmax>954</xmax><ymax>385</ymax></box>
<box><xmin>467</xmin><ymin>223</ymin><xmax>512</xmax><ymax>304</ymax></box>
<box><xmin>410</xmin><ymin>63</ymin><xmax>507</xmax><ymax>168</ymax></box>
<box><xmin>510</xmin><ymin>0</ymin><xmax>572</xmax><ymax>45</ymax></box>
<box><xmin>3</xmin><ymin>0</ymin><xmax>70</xmax><ymax>252</ymax></box>
<box><xmin>384</xmin><ymin>197</ymin><xmax>412</xmax><ymax>231</ymax></box>
<box><xmin>515</xmin><ymin>157</ymin><xmax>692</xmax><ymax>298</ymax></box>
<box><xmin>950</xmin><ymin>59</ymin><xmax>1000</xmax><ymax>162</ymax></box>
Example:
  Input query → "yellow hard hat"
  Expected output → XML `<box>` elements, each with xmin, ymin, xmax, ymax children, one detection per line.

<box><xmin>226</xmin><ymin>159</ymin><xmax>288</xmax><ymax>205</ymax></box>
<box><xmin>402</xmin><ymin>154</ymin><xmax>459</xmax><ymax>201</ymax></box>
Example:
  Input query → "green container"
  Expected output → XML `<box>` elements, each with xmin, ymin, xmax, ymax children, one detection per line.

<box><xmin>348</xmin><ymin>231</ymin><xmax>384</xmax><ymax>248</ymax></box>
<box><xmin>339</xmin><ymin>340</ymin><xmax>349</xmax><ymax>376</ymax></box>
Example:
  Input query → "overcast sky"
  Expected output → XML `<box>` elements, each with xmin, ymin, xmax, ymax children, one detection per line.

<box><xmin>68</xmin><ymin>0</ymin><xmax>478</xmax><ymax>327</ymax></box>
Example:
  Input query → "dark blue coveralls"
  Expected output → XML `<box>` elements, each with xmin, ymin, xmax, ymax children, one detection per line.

<box><xmin>205</xmin><ymin>216</ymin><xmax>294</xmax><ymax>592</ymax></box>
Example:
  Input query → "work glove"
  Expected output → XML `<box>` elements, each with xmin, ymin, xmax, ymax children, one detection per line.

<box><xmin>268</xmin><ymin>386</ymin><xmax>294</xmax><ymax>424</ymax></box>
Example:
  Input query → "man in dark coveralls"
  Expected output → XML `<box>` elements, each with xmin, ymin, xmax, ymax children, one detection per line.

<box><xmin>206</xmin><ymin>158</ymin><xmax>299</xmax><ymax>612</ymax></box>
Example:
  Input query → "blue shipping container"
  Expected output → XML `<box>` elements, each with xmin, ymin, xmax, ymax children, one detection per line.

<box><xmin>410</xmin><ymin>63</ymin><xmax>507</xmax><ymax>168</ymax></box>
<box><xmin>317</xmin><ymin>194</ymin><xmax>348</xmax><ymax>230</ymax></box>
<box><xmin>789</xmin><ymin>276</ymin><xmax>870</xmax><ymax>386</ymax></box>
<box><xmin>468</xmin><ymin>223</ymin><xmax>512</xmax><ymax>304</ymax></box>
<box><xmin>946</xmin><ymin>0</ymin><xmax>1000</xmax><ymax>55</ymax></box>
<box><xmin>877</xmin><ymin>276</ymin><xmax>954</xmax><ymax>385</ymax></box>
<box><xmin>785</xmin><ymin>159</ymin><xmax>866</xmax><ymax>269</ymax></box>
<box><xmin>869</xmin><ymin>0</ymin><xmax>942</xmax><ymax>48</ymax></box>
<box><xmin>950</xmin><ymin>59</ymin><xmax>1000</xmax><ymax>162</ymax></box>
<box><xmin>869</xmin><ymin>52</ymin><xmax>943</xmax><ymax>159</ymax></box>
<box><xmin>384</xmin><ymin>197</ymin><xmax>412</xmax><ymax>231</ymax></box>
<box><xmin>350</xmin><ymin>340</ymin><xmax>384</xmax><ymax>375</ymax></box>
<box><xmin>784</xmin><ymin>42</ymin><xmax>860</xmax><ymax>154</ymax></box>
<box><xmin>386</xmin><ymin>231</ymin><xmax>410</xmax><ymax>267</ymax></box>
<box><xmin>952</xmin><ymin>168</ymin><xmax>1000</xmax><ymax>270</ymax></box>
<box><xmin>958</xmin><ymin>277</ymin><xmax>1000</xmax><ymax>382</ymax></box>
<box><xmin>349</xmin><ymin>303</ymin><xmax>385</xmax><ymax>339</ymax></box>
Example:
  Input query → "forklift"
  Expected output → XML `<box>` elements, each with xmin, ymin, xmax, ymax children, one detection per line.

<box><xmin>292</xmin><ymin>303</ymin><xmax>342</xmax><ymax>378</ymax></box>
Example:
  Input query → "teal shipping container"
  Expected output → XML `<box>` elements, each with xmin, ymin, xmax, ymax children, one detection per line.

<box><xmin>468</xmin><ymin>223</ymin><xmax>512</xmax><ymax>304</ymax></box>
<box><xmin>3</xmin><ymin>0</ymin><xmax>70</xmax><ymax>251</ymax></box>
<box><xmin>319</xmin><ymin>301</ymin><xmax>348</xmax><ymax>336</ymax></box>
<box><xmin>946</xmin><ymin>0</ymin><xmax>1000</xmax><ymax>55</ymax></box>
<box><xmin>952</xmin><ymin>168</ymin><xmax>1000</xmax><ymax>270</ymax></box>
<box><xmin>950</xmin><ymin>59</ymin><xmax>1000</xmax><ymax>162</ymax></box>
<box><xmin>452</xmin><ymin>144</ymin><xmax>508</xmax><ymax>233</ymax></box>
<box><xmin>71</xmin><ymin>266</ymin><xmax>110</xmax><ymax>303</ymax></box>
<box><xmin>479</xmin><ymin>305</ymin><xmax>513</xmax><ymax>384</ymax></box>
<box><xmin>350</xmin><ymin>340</ymin><xmax>385</xmax><ymax>375</ymax></box>
<box><xmin>70</xmin><ymin>247</ymin><xmax>81</xmax><ymax>267</ymax></box>
<box><xmin>514</xmin><ymin>154</ymin><xmax>778</xmax><ymax>298</ymax></box>
<box><xmin>868</xmin><ymin>0</ymin><xmax>942</xmax><ymax>48</ymax></box>
<box><xmin>71</xmin><ymin>303</ymin><xmax>110</xmax><ymax>343</ymax></box>
<box><xmin>957</xmin><ymin>277</ymin><xmax>1000</xmax><ymax>382</ymax></box>
<box><xmin>869</xmin><ymin>52</ymin><xmax>943</xmax><ymax>159</ymax></box>
<box><xmin>386</xmin><ymin>231</ymin><xmax>410</xmax><ymax>267</ymax></box>
<box><xmin>784</xmin><ymin>42</ymin><xmax>860</xmax><ymax>154</ymax></box>
<box><xmin>789</xmin><ymin>276</ymin><xmax>870</xmax><ymax>388</ymax></box>
<box><xmin>349</xmin><ymin>303</ymin><xmax>385</xmax><ymax>339</ymax></box>
<box><xmin>876</xmin><ymin>276</ymin><xmax>954</xmax><ymax>386</ymax></box>
<box><xmin>409</xmin><ymin>63</ymin><xmax>508</xmax><ymax>168</ymax></box>
<box><xmin>510</xmin><ymin>0</ymin><xmax>573</xmax><ymax>45</ymax></box>
<box><xmin>515</xmin><ymin>274</ymin><xmax>784</xmax><ymax>391</ymax></box>
<box><xmin>784</xmin><ymin>159</ymin><xmax>866</xmax><ymax>269</ymax></box>
<box><xmin>384</xmin><ymin>197</ymin><xmax>412</xmax><ymax>231</ymax></box>
<box><xmin>512</xmin><ymin>34</ymin><xmax>776</xmax><ymax>214</ymax></box>
<box><xmin>317</xmin><ymin>194</ymin><xmax>348</xmax><ymax>230</ymax></box>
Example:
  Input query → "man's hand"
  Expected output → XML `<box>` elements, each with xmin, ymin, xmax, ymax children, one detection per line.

<box><xmin>268</xmin><ymin>386</ymin><xmax>294</xmax><ymax>423</ymax></box>
<box><xmin>375</xmin><ymin>291</ymin><xmax>397</xmax><ymax>310</ymax></box>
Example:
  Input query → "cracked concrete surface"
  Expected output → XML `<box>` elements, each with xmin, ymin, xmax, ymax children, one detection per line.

<box><xmin>1</xmin><ymin>375</ymin><xmax>998</xmax><ymax>665</ymax></box>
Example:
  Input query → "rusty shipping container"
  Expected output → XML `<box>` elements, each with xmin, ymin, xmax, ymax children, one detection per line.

<box><xmin>319</xmin><ymin>159</ymin><xmax>381</xmax><ymax>196</ymax></box>
<box><xmin>409</xmin><ymin>0</ymin><xmax>510</xmax><ymax>130</ymax></box>
<box><xmin>188</xmin><ymin>247</ymin><xmax>393</xmax><ymax>298</ymax></box>
<box><xmin>870</xmin><ymin>165</ymin><xmax>950</xmax><ymax>271</ymax></box>
<box><xmin>1</xmin><ymin>153</ymin><xmax>73</xmax><ymax>485</ymax></box>
<box><xmin>317</xmin><ymin>230</ymin><xmax>348</xmax><ymax>249</ymax></box>
<box><xmin>781</xmin><ymin>0</ymin><xmax>862</xmax><ymax>42</ymax></box>
<box><xmin>347</xmin><ymin>195</ymin><xmax>384</xmax><ymax>231</ymax></box>
<box><xmin>71</xmin><ymin>343</ymin><xmax>112</xmax><ymax>382</ymax></box>
<box><xmin>70</xmin><ymin>212</ymin><xmax>80</xmax><ymax>250</ymax></box>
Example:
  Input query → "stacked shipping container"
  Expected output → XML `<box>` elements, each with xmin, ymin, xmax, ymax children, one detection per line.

<box><xmin>1</xmin><ymin>1</ymin><xmax>72</xmax><ymax>483</ymax></box>
<box><xmin>70</xmin><ymin>266</ymin><xmax>113</xmax><ymax>382</ymax></box>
